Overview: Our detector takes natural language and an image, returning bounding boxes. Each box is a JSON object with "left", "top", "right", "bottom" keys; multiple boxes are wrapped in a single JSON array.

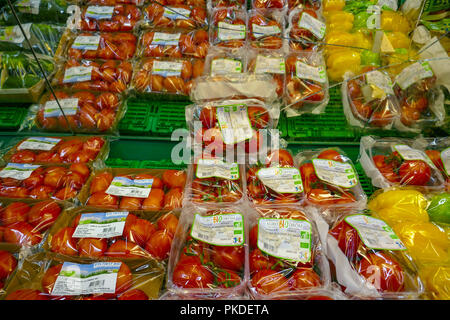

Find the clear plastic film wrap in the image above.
[
  {"left": 86, "top": 0, "right": 145, "bottom": 5},
  {"left": 210, "top": 7, "right": 247, "bottom": 49},
  {"left": 80, "top": 167, "right": 186, "bottom": 211},
  {"left": 166, "top": 204, "right": 248, "bottom": 299},
  {"left": 288, "top": 0, "right": 320, "bottom": 12},
  {"left": 44, "top": 207, "right": 179, "bottom": 261},
  {"left": 76, "top": 4, "right": 142, "bottom": 32},
  {"left": 285, "top": 6, "right": 325, "bottom": 52},
  {"left": 251, "top": 0, "right": 287, "bottom": 10},
  {"left": 202, "top": 46, "right": 246, "bottom": 77},
  {"left": 295, "top": 147, "right": 367, "bottom": 211},
  {"left": 0, "top": 163, "right": 91, "bottom": 202},
  {"left": 2, "top": 252, "right": 165, "bottom": 300},
  {"left": 0, "top": 244, "right": 19, "bottom": 296},
  {"left": 359, "top": 136, "right": 446, "bottom": 190},
  {"left": 207, "top": 0, "right": 246, "bottom": 10},
  {"left": 248, "top": 9, "right": 284, "bottom": 50},
  {"left": 247, "top": 205, "right": 331, "bottom": 299},
  {"left": 142, "top": 3, "right": 207, "bottom": 30},
  {"left": 342, "top": 66, "right": 401, "bottom": 130},
  {"left": 284, "top": 51, "right": 329, "bottom": 117}
]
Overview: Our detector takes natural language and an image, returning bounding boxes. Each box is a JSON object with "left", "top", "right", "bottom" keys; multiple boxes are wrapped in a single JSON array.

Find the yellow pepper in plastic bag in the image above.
[
  {"left": 323, "top": 0, "right": 345, "bottom": 12},
  {"left": 381, "top": 11, "right": 412, "bottom": 33},
  {"left": 326, "top": 49, "right": 361, "bottom": 81},
  {"left": 384, "top": 48, "right": 419, "bottom": 76},
  {"left": 353, "top": 30, "right": 373, "bottom": 50},
  {"left": 368, "top": 189, "right": 428, "bottom": 216},
  {"left": 324, "top": 11, "right": 354, "bottom": 32},
  {"left": 419, "top": 265, "right": 450, "bottom": 300},
  {"left": 385, "top": 31, "right": 411, "bottom": 49}
]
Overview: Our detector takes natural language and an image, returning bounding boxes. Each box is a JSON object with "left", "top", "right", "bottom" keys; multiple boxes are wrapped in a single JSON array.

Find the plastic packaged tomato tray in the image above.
[
  {"left": 44, "top": 206, "right": 179, "bottom": 262},
  {"left": 285, "top": 7, "right": 326, "bottom": 52},
  {"left": 210, "top": 7, "right": 248, "bottom": 49},
  {"left": 142, "top": 3, "right": 208, "bottom": 30},
  {"left": 248, "top": 9, "right": 284, "bottom": 50},
  {"left": 418, "top": 137, "right": 450, "bottom": 191},
  {"left": 0, "top": 244, "right": 20, "bottom": 297},
  {"left": 2, "top": 252, "right": 165, "bottom": 300},
  {"left": 203, "top": 47, "right": 247, "bottom": 77},
  {"left": 78, "top": 167, "right": 186, "bottom": 212}
]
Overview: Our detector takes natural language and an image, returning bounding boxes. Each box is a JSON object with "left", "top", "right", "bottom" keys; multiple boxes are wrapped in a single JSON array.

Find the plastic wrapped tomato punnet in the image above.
[
  {"left": 285, "top": 7, "right": 326, "bottom": 52},
  {"left": 0, "top": 199, "right": 67, "bottom": 248},
  {"left": 0, "top": 163, "right": 91, "bottom": 202},
  {"left": 210, "top": 7, "right": 248, "bottom": 49},
  {"left": 246, "top": 148, "right": 306, "bottom": 206},
  {"left": 165, "top": 205, "right": 248, "bottom": 299},
  {"left": 132, "top": 57, "right": 202, "bottom": 96},
  {"left": 295, "top": 147, "right": 367, "bottom": 212},
  {"left": 320, "top": 209, "right": 424, "bottom": 299},
  {"left": 247, "top": 205, "right": 331, "bottom": 299},
  {"left": 3, "top": 252, "right": 165, "bottom": 300},
  {"left": 143, "top": 3, "right": 207, "bottom": 30},
  {"left": 81, "top": 168, "right": 186, "bottom": 211},
  {"left": 0, "top": 136, "right": 109, "bottom": 167},
  {"left": 359, "top": 136, "right": 446, "bottom": 190},
  {"left": 284, "top": 51, "right": 329, "bottom": 117},
  {"left": 138, "top": 29, "right": 209, "bottom": 59},
  {"left": 287, "top": 0, "right": 320, "bottom": 12},
  {"left": 252, "top": 0, "right": 287, "bottom": 10},
  {"left": 44, "top": 206, "right": 179, "bottom": 261},
  {"left": 203, "top": 46, "right": 246, "bottom": 77},
  {"left": 392, "top": 62, "right": 446, "bottom": 133},
  {"left": 30, "top": 89, "right": 125, "bottom": 134},
  {"left": 86, "top": 0, "right": 145, "bottom": 7},
  {"left": 185, "top": 156, "right": 245, "bottom": 205},
  {"left": 248, "top": 9, "right": 285, "bottom": 50},
  {"left": 342, "top": 67, "right": 401, "bottom": 130},
  {"left": 206, "top": 0, "right": 246, "bottom": 10}
]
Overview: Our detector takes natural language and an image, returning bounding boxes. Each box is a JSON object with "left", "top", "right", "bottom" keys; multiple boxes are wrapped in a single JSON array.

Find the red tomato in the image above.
[
  {"left": 124, "top": 218, "right": 156, "bottom": 247},
  {"left": 249, "top": 224, "right": 258, "bottom": 249},
  {"left": 57, "top": 139, "right": 84, "bottom": 160},
  {"left": 50, "top": 227, "right": 78, "bottom": 255},
  {"left": 27, "top": 200, "right": 61, "bottom": 232},
  {"left": 212, "top": 246, "right": 244, "bottom": 272},
  {"left": 251, "top": 269, "right": 290, "bottom": 295},
  {"left": 216, "top": 269, "right": 241, "bottom": 288},
  {"left": 1, "top": 202, "right": 30, "bottom": 225},
  {"left": 163, "top": 188, "right": 183, "bottom": 210},
  {"left": 3, "top": 222, "right": 42, "bottom": 246},
  {"left": 266, "top": 149, "right": 294, "bottom": 167},
  {"left": 118, "top": 289, "right": 149, "bottom": 300},
  {"left": 90, "top": 172, "right": 114, "bottom": 194},
  {"left": 162, "top": 170, "right": 186, "bottom": 188},
  {"left": 317, "top": 149, "right": 344, "bottom": 162},
  {"left": 398, "top": 160, "right": 432, "bottom": 185},
  {"left": 119, "top": 197, "right": 142, "bottom": 210},
  {"left": 145, "top": 229, "right": 173, "bottom": 260},
  {"left": 77, "top": 238, "right": 108, "bottom": 257},
  {"left": 157, "top": 213, "right": 179, "bottom": 236},
  {"left": 106, "top": 239, "right": 148, "bottom": 258},
  {"left": 10, "top": 150, "right": 36, "bottom": 163},
  {"left": 248, "top": 106, "right": 270, "bottom": 129},
  {"left": 41, "top": 264, "right": 62, "bottom": 294},
  {"left": 29, "top": 185, "right": 55, "bottom": 200},
  {"left": 0, "top": 250, "right": 17, "bottom": 279},
  {"left": 199, "top": 107, "right": 217, "bottom": 128},
  {"left": 83, "top": 137, "right": 105, "bottom": 154},
  {"left": 329, "top": 220, "right": 361, "bottom": 261},
  {"left": 87, "top": 192, "right": 119, "bottom": 208},
  {"left": 22, "top": 172, "right": 44, "bottom": 189},
  {"left": 43, "top": 167, "right": 67, "bottom": 189},
  {"left": 6, "top": 289, "right": 49, "bottom": 300},
  {"left": 288, "top": 268, "right": 321, "bottom": 290},
  {"left": 70, "top": 163, "right": 91, "bottom": 180},
  {"left": 172, "top": 256, "right": 214, "bottom": 289},
  {"left": 249, "top": 249, "right": 278, "bottom": 272},
  {"left": 141, "top": 188, "right": 164, "bottom": 211}
]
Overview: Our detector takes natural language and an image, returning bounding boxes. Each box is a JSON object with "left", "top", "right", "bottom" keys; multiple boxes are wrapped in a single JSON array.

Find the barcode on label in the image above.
[
  {"left": 197, "top": 233, "right": 210, "bottom": 241},
  {"left": 89, "top": 280, "right": 105, "bottom": 288},
  {"left": 263, "top": 243, "right": 274, "bottom": 251},
  {"left": 102, "top": 227, "right": 115, "bottom": 234}
]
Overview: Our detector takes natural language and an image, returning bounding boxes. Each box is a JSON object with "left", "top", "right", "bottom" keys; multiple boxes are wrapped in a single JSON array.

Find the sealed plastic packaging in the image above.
[
  {"left": 0, "top": 244, "right": 19, "bottom": 295},
  {"left": 0, "top": 163, "right": 90, "bottom": 201},
  {"left": 86, "top": 0, "right": 145, "bottom": 5},
  {"left": 80, "top": 168, "right": 186, "bottom": 211},
  {"left": 45, "top": 207, "right": 179, "bottom": 261},
  {"left": 359, "top": 136, "right": 446, "bottom": 190},
  {"left": 252, "top": 0, "right": 287, "bottom": 9},
  {"left": 203, "top": 47, "right": 246, "bottom": 76},
  {"left": 210, "top": 7, "right": 247, "bottom": 48},
  {"left": 52, "top": 59, "right": 133, "bottom": 93},
  {"left": 143, "top": 3, "right": 207, "bottom": 29},
  {"left": 1, "top": 136, "right": 108, "bottom": 166},
  {"left": 296, "top": 147, "right": 367, "bottom": 210},
  {"left": 138, "top": 29, "right": 209, "bottom": 59},
  {"left": 66, "top": 32, "right": 137, "bottom": 60},
  {"left": 247, "top": 49, "right": 285, "bottom": 98},
  {"left": 132, "top": 57, "right": 203, "bottom": 96},
  {"left": 248, "top": 9, "right": 284, "bottom": 50},
  {"left": 207, "top": 0, "right": 246, "bottom": 9},
  {"left": 166, "top": 205, "right": 248, "bottom": 299},
  {"left": 288, "top": 0, "right": 320, "bottom": 11},
  {"left": 285, "top": 7, "right": 325, "bottom": 52},
  {"left": 342, "top": 66, "right": 401, "bottom": 130},
  {"left": 247, "top": 149, "right": 305, "bottom": 205},
  {"left": 420, "top": 137, "right": 450, "bottom": 191},
  {"left": 284, "top": 51, "right": 329, "bottom": 117},
  {"left": 3, "top": 252, "right": 165, "bottom": 300},
  {"left": 0, "top": 199, "right": 66, "bottom": 248},
  {"left": 247, "top": 206, "right": 330, "bottom": 299},
  {"left": 33, "top": 89, "right": 124, "bottom": 134},
  {"left": 77, "top": 4, "right": 142, "bottom": 32}
]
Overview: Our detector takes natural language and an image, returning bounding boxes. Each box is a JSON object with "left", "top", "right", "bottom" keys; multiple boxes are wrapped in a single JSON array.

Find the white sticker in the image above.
[
  {"left": 0, "top": 23, "right": 31, "bottom": 43},
  {"left": 72, "top": 212, "right": 129, "bottom": 239},
  {"left": 163, "top": 7, "right": 190, "bottom": 20},
  {"left": 0, "top": 163, "right": 40, "bottom": 180},
  {"left": 393, "top": 144, "right": 430, "bottom": 162},
  {"left": 51, "top": 262, "right": 121, "bottom": 296},
  {"left": 151, "top": 32, "right": 181, "bottom": 46},
  {"left": 63, "top": 66, "right": 93, "bottom": 84},
  {"left": 366, "top": 70, "right": 394, "bottom": 95},
  {"left": 105, "top": 176, "right": 153, "bottom": 198},
  {"left": 258, "top": 218, "right": 311, "bottom": 262},
  {"left": 312, "top": 158, "right": 358, "bottom": 188},
  {"left": 345, "top": 215, "right": 406, "bottom": 250},
  {"left": 395, "top": 62, "right": 434, "bottom": 90},
  {"left": 190, "top": 213, "right": 244, "bottom": 246},
  {"left": 216, "top": 104, "right": 253, "bottom": 145},
  {"left": 257, "top": 167, "right": 304, "bottom": 193},
  {"left": 17, "top": 0, "right": 41, "bottom": 15},
  {"left": 377, "top": 0, "right": 397, "bottom": 11},
  {"left": 44, "top": 98, "right": 79, "bottom": 117},
  {"left": 85, "top": 6, "right": 115, "bottom": 20},
  {"left": 18, "top": 137, "right": 62, "bottom": 151},
  {"left": 196, "top": 159, "right": 240, "bottom": 180},
  {"left": 298, "top": 12, "right": 326, "bottom": 40},
  {"left": 72, "top": 35, "right": 101, "bottom": 51},
  {"left": 295, "top": 61, "right": 327, "bottom": 83},
  {"left": 218, "top": 22, "right": 246, "bottom": 41},
  {"left": 252, "top": 24, "right": 281, "bottom": 38},
  {"left": 152, "top": 60, "right": 182, "bottom": 77},
  {"left": 254, "top": 55, "right": 285, "bottom": 75},
  {"left": 442, "top": 148, "right": 450, "bottom": 176},
  {"left": 210, "top": 58, "right": 242, "bottom": 76}
]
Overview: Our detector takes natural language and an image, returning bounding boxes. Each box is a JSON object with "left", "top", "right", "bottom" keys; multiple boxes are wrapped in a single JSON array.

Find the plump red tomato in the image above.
[
  {"left": 1, "top": 202, "right": 30, "bottom": 225},
  {"left": 249, "top": 249, "right": 278, "bottom": 272},
  {"left": 329, "top": 220, "right": 361, "bottom": 261},
  {"left": 163, "top": 188, "right": 183, "bottom": 210},
  {"left": 251, "top": 269, "right": 290, "bottom": 295},
  {"left": 248, "top": 106, "right": 270, "bottom": 129},
  {"left": 211, "top": 246, "right": 244, "bottom": 272},
  {"left": 119, "top": 197, "right": 142, "bottom": 210},
  {"left": 50, "top": 227, "right": 78, "bottom": 256},
  {"left": 124, "top": 218, "right": 156, "bottom": 247},
  {"left": 317, "top": 149, "right": 344, "bottom": 162},
  {"left": 141, "top": 188, "right": 164, "bottom": 211},
  {"left": 27, "top": 200, "right": 61, "bottom": 232},
  {"left": 162, "top": 170, "right": 187, "bottom": 188},
  {"left": 249, "top": 224, "right": 258, "bottom": 249},
  {"left": 3, "top": 222, "right": 42, "bottom": 246},
  {"left": 90, "top": 172, "right": 114, "bottom": 194},
  {"left": 41, "top": 264, "right": 62, "bottom": 294},
  {"left": 172, "top": 256, "right": 214, "bottom": 289},
  {"left": 0, "top": 250, "right": 17, "bottom": 279},
  {"left": 87, "top": 192, "right": 119, "bottom": 208},
  {"left": 398, "top": 160, "right": 431, "bottom": 185},
  {"left": 199, "top": 106, "right": 217, "bottom": 128},
  {"left": 288, "top": 268, "right": 321, "bottom": 290},
  {"left": 106, "top": 239, "right": 148, "bottom": 259},
  {"left": 10, "top": 150, "right": 36, "bottom": 163},
  {"left": 145, "top": 229, "right": 173, "bottom": 260},
  {"left": 77, "top": 238, "right": 108, "bottom": 258},
  {"left": 70, "top": 163, "right": 91, "bottom": 180},
  {"left": 157, "top": 213, "right": 179, "bottom": 236}
]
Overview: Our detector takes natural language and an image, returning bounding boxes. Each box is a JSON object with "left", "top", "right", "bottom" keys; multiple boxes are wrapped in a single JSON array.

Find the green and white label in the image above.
[
  {"left": 17, "top": 0, "right": 41, "bottom": 14},
  {"left": 105, "top": 176, "right": 153, "bottom": 198},
  {"left": 72, "top": 35, "right": 101, "bottom": 51},
  {"left": 366, "top": 70, "right": 394, "bottom": 95},
  {"left": 442, "top": 147, "right": 450, "bottom": 176},
  {"left": 345, "top": 215, "right": 406, "bottom": 250},
  {"left": 151, "top": 32, "right": 181, "bottom": 46},
  {"left": 255, "top": 55, "right": 285, "bottom": 75},
  {"left": 393, "top": 144, "right": 432, "bottom": 165},
  {"left": 216, "top": 104, "right": 253, "bottom": 145},
  {"left": 0, "top": 24, "right": 31, "bottom": 43},
  {"left": 152, "top": 60, "right": 182, "bottom": 77},
  {"left": 312, "top": 158, "right": 358, "bottom": 188},
  {"left": 163, "top": 7, "right": 190, "bottom": 20},
  {"left": 44, "top": 98, "right": 79, "bottom": 117},
  {"left": 196, "top": 158, "right": 239, "bottom": 180},
  {"left": 395, "top": 62, "right": 434, "bottom": 90},
  {"left": 218, "top": 22, "right": 246, "bottom": 41},
  {"left": 63, "top": 66, "right": 93, "bottom": 84},
  {"left": 298, "top": 12, "right": 326, "bottom": 40},
  {"left": 258, "top": 218, "right": 311, "bottom": 263},
  {"left": 295, "top": 61, "right": 327, "bottom": 83},
  {"left": 72, "top": 212, "right": 129, "bottom": 239},
  {"left": 211, "top": 58, "right": 242, "bottom": 76},
  {"left": 252, "top": 24, "right": 281, "bottom": 38},
  {"left": 85, "top": 6, "right": 115, "bottom": 20},
  {"left": 257, "top": 167, "right": 304, "bottom": 193},
  {"left": 190, "top": 213, "right": 244, "bottom": 246},
  {"left": 0, "top": 163, "right": 40, "bottom": 180},
  {"left": 18, "top": 137, "right": 61, "bottom": 151}
]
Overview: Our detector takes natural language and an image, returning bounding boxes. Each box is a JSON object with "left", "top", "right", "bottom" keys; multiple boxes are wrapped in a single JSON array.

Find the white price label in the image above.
[
  {"left": 252, "top": 24, "right": 281, "bottom": 38},
  {"left": 152, "top": 60, "right": 182, "bottom": 77},
  {"left": 151, "top": 32, "right": 181, "bottom": 46},
  {"left": 105, "top": 177, "right": 153, "bottom": 198},
  {"left": 210, "top": 58, "right": 242, "bottom": 76},
  {"left": 18, "top": 137, "right": 61, "bottom": 151},
  {"left": 163, "top": 7, "right": 191, "bottom": 20},
  {"left": 63, "top": 66, "right": 93, "bottom": 84},
  {"left": 218, "top": 22, "right": 246, "bottom": 41},
  {"left": 393, "top": 144, "right": 430, "bottom": 162},
  {"left": 196, "top": 159, "right": 239, "bottom": 180},
  {"left": 44, "top": 98, "right": 79, "bottom": 117},
  {"left": 190, "top": 213, "right": 244, "bottom": 246},
  {"left": 295, "top": 61, "right": 327, "bottom": 83},
  {"left": 395, "top": 62, "right": 434, "bottom": 90},
  {"left": 442, "top": 148, "right": 450, "bottom": 176},
  {"left": 0, "top": 163, "right": 40, "bottom": 180},
  {"left": 72, "top": 35, "right": 101, "bottom": 51},
  {"left": 85, "top": 6, "right": 115, "bottom": 20},
  {"left": 254, "top": 55, "right": 285, "bottom": 75},
  {"left": 312, "top": 158, "right": 358, "bottom": 188},
  {"left": 72, "top": 212, "right": 129, "bottom": 239},
  {"left": 0, "top": 24, "right": 31, "bottom": 43},
  {"left": 216, "top": 104, "right": 253, "bottom": 145},
  {"left": 17, "top": 0, "right": 41, "bottom": 14},
  {"left": 298, "top": 12, "right": 326, "bottom": 40},
  {"left": 257, "top": 167, "right": 304, "bottom": 193}
]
